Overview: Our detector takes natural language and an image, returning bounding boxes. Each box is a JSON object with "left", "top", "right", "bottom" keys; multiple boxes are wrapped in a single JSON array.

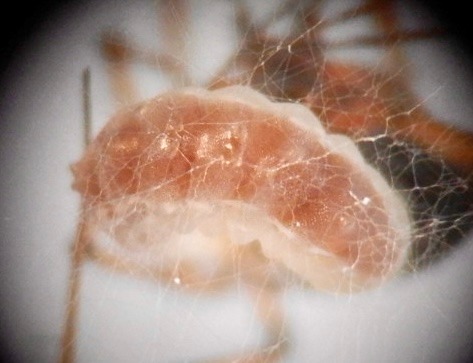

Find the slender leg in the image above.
[
  {"left": 59, "top": 68, "right": 93, "bottom": 363},
  {"left": 202, "top": 242, "right": 288, "bottom": 363},
  {"left": 59, "top": 216, "right": 89, "bottom": 363},
  {"left": 204, "top": 285, "right": 287, "bottom": 363},
  {"left": 101, "top": 31, "right": 139, "bottom": 105},
  {"left": 157, "top": 0, "right": 191, "bottom": 85},
  {"left": 244, "top": 285, "right": 288, "bottom": 363},
  {"left": 100, "top": 0, "right": 192, "bottom": 105}
]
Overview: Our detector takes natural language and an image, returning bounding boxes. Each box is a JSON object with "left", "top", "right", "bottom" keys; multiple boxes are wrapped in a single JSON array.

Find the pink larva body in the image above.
[{"left": 72, "top": 86, "right": 411, "bottom": 292}]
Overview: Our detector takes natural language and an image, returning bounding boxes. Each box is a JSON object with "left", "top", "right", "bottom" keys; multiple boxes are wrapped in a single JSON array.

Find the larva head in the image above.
[{"left": 71, "top": 86, "right": 411, "bottom": 293}]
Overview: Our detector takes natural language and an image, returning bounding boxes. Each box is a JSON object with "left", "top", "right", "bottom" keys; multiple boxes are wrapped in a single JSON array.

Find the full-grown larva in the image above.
[{"left": 71, "top": 85, "right": 411, "bottom": 293}]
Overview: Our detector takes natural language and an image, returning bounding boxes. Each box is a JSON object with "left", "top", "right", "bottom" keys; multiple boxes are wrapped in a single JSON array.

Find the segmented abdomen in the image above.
[{"left": 72, "top": 86, "right": 410, "bottom": 289}]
